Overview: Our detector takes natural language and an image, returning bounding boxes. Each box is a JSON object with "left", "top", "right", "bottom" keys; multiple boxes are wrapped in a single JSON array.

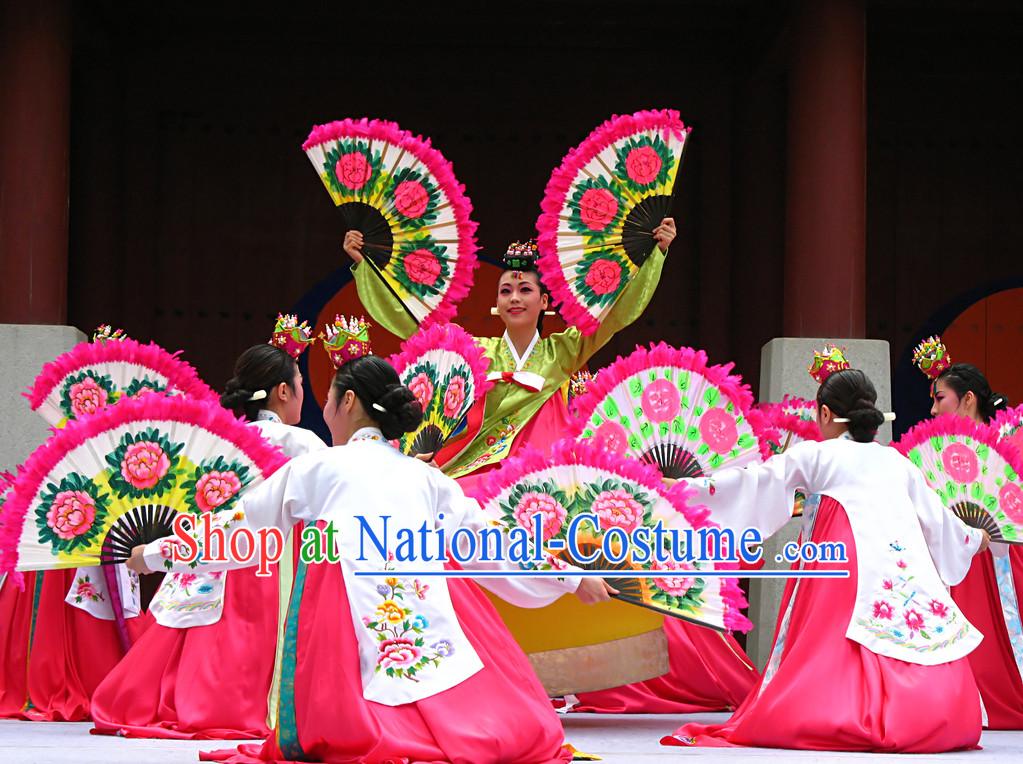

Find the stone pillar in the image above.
[
  {"left": 784, "top": 0, "right": 866, "bottom": 338},
  {"left": 0, "top": 0, "right": 72, "bottom": 325}
]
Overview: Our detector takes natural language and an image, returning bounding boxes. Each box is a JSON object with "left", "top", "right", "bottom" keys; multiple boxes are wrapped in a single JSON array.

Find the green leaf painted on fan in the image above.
[
  {"left": 697, "top": 444, "right": 710, "bottom": 456},
  {"left": 725, "top": 401, "right": 735, "bottom": 414},
  {"left": 640, "top": 422, "right": 653, "bottom": 439},
  {"left": 678, "top": 371, "right": 690, "bottom": 391},
  {"left": 620, "top": 416, "right": 632, "bottom": 428},
  {"left": 971, "top": 483, "right": 984, "bottom": 501},
  {"left": 737, "top": 433, "right": 755, "bottom": 449},
  {"left": 1008, "top": 465, "right": 1020, "bottom": 482},
  {"left": 671, "top": 416, "right": 685, "bottom": 434},
  {"left": 629, "top": 434, "right": 641, "bottom": 450},
  {"left": 659, "top": 421, "right": 670, "bottom": 437},
  {"left": 603, "top": 398, "right": 619, "bottom": 418},
  {"left": 709, "top": 454, "right": 724, "bottom": 469},
  {"left": 977, "top": 444, "right": 990, "bottom": 460},
  {"left": 628, "top": 377, "right": 643, "bottom": 397},
  {"left": 687, "top": 426, "right": 700, "bottom": 441},
  {"left": 694, "top": 406, "right": 704, "bottom": 417},
  {"left": 983, "top": 494, "right": 997, "bottom": 512},
  {"left": 704, "top": 387, "right": 720, "bottom": 408},
  {"left": 583, "top": 428, "right": 594, "bottom": 438},
  {"left": 930, "top": 436, "right": 944, "bottom": 450},
  {"left": 908, "top": 450, "right": 923, "bottom": 469}
]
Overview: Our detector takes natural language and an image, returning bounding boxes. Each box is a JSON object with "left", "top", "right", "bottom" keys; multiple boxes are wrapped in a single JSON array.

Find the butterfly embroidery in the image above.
[
  {"left": 413, "top": 579, "right": 429, "bottom": 600},
  {"left": 889, "top": 542, "right": 905, "bottom": 552}
]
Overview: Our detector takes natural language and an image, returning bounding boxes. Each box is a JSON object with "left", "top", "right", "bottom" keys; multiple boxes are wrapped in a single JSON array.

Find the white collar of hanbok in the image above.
[
  {"left": 502, "top": 330, "right": 540, "bottom": 371},
  {"left": 256, "top": 409, "right": 282, "bottom": 424},
  {"left": 350, "top": 426, "right": 385, "bottom": 443}
]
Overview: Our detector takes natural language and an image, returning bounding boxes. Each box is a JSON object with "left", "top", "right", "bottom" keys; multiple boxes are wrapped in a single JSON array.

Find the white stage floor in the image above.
[{"left": 1, "top": 714, "right": 1021, "bottom": 762}]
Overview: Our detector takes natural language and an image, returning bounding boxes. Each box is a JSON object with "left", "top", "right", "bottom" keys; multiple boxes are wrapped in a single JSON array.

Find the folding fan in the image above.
[
  {"left": 26, "top": 337, "right": 219, "bottom": 428},
  {"left": 470, "top": 438, "right": 750, "bottom": 631},
  {"left": 571, "top": 343, "right": 773, "bottom": 479},
  {"left": 757, "top": 395, "right": 821, "bottom": 454},
  {"left": 895, "top": 414, "right": 1023, "bottom": 543},
  {"left": 389, "top": 322, "right": 491, "bottom": 456},
  {"left": 0, "top": 395, "right": 288, "bottom": 577},
  {"left": 536, "top": 109, "right": 690, "bottom": 334},
  {"left": 995, "top": 404, "right": 1023, "bottom": 461},
  {"left": 303, "top": 118, "right": 479, "bottom": 325}
]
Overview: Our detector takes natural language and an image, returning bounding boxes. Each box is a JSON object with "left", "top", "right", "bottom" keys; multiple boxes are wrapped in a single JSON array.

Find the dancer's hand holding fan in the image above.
[
  {"left": 571, "top": 343, "right": 774, "bottom": 480},
  {"left": 0, "top": 395, "right": 288, "bottom": 581},
  {"left": 895, "top": 414, "right": 1023, "bottom": 544},
  {"left": 388, "top": 322, "right": 492, "bottom": 457},
  {"left": 304, "top": 118, "right": 478, "bottom": 325},
  {"left": 536, "top": 109, "right": 690, "bottom": 334}
]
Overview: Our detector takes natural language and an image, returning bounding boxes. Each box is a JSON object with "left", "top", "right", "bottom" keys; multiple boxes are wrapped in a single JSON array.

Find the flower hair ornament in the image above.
[
  {"left": 913, "top": 335, "right": 953, "bottom": 382},
  {"left": 269, "top": 313, "right": 317, "bottom": 360},
  {"left": 92, "top": 324, "right": 128, "bottom": 343},
  {"left": 491, "top": 239, "right": 556, "bottom": 317},
  {"left": 807, "top": 344, "right": 851, "bottom": 385},
  {"left": 321, "top": 315, "right": 372, "bottom": 370}
]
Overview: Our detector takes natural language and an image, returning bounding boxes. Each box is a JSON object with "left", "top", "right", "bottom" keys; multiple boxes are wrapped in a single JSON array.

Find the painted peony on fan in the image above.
[
  {"left": 471, "top": 438, "right": 749, "bottom": 630},
  {"left": 572, "top": 343, "right": 773, "bottom": 479},
  {"left": 25, "top": 335, "right": 219, "bottom": 428},
  {"left": 0, "top": 395, "right": 288, "bottom": 577},
  {"left": 895, "top": 415, "right": 1023, "bottom": 544},
  {"left": 388, "top": 322, "right": 491, "bottom": 456},
  {"left": 536, "top": 109, "right": 690, "bottom": 334},
  {"left": 303, "top": 118, "right": 479, "bottom": 326}
]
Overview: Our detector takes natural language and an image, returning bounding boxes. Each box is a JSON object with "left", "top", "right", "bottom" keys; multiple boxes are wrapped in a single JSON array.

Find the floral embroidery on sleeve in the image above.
[
  {"left": 72, "top": 574, "right": 105, "bottom": 604},
  {"left": 362, "top": 568, "right": 450, "bottom": 682}
]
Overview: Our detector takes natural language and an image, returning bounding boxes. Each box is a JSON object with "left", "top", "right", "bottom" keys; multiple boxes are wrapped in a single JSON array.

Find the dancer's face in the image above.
[
  {"left": 496, "top": 271, "right": 548, "bottom": 331},
  {"left": 930, "top": 379, "right": 980, "bottom": 422}
]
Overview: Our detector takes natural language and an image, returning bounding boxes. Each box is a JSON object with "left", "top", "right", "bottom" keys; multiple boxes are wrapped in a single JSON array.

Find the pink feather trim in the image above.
[
  {"left": 387, "top": 322, "right": 493, "bottom": 401},
  {"left": 302, "top": 117, "right": 479, "bottom": 326},
  {"left": 994, "top": 403, "right": 1023, "bottom": 437},
  {"left": 25, "top": 338, "right": 218, "bottom": 411},
  {"left": 571, "top": 342, "right": 774, "bottom": 461},
  {"left": 535, "top": 109, "right": 689, "bottom": 335},
  {"left": 756, "top": 403, "right": 821, "bottom": 447},
  {"left": 893, "top": 414, "right": 1023, "bottom": 479},
  {"left": 0, "top": 394, "right": 288, "bottom": 575}
]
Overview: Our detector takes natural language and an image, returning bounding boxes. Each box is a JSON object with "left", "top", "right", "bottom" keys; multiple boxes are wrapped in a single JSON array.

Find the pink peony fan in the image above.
[
  {"left": 471, "top": 438, "right": 750, "bottom": 631},
  {"left": 536, "top": 109, "right": 690, "bottom": 334},
  {"left": 757, "top": 395, "right": 821, "bottom": 454},
  {"left": 995, "top": 404, "right": 1023, "bottom": 461},
  {"left": 895, "top": 415, "right": 1023, "bottom": 544},
  {"left": 26, "top": 336, "right": 219, "bottom": 428},
  {"left": 388, "top": 322, "right": 492, "bottom": 456},
  {"left": 572, "top": 343, "right": 774, "bottom": 480},
  {"left": 303, "top": 118, "right": 479, "bottom": 326},
  {"left": 0, "top": 395, "right": 288, "bottom": 579}
]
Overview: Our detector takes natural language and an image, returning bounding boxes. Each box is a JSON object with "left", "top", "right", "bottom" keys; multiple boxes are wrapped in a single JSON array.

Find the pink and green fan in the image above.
[
  {"left": 25, "top": 333, "right": 218, "bottom": 428},
  {"left": 995, "top": 404, "right": 1023, "bottom": 461},
  {"left": 388, "top": 322, "right": 492, "bottom": 456},
  {"left": 303, "top": 118, "right": 479, "bottom": 326},
  {"left": 536, "top": 109, "right": 690, "bottom": 334},
  {"left": 0, "top": 395, "right": 288, "bottom": 578},
  {"left": 757, "top": 395, "right": 821, "bottom": 454},
  {"left": 895, "top": 414, "right": 1023, "bottom": 544},
  {"left": 470, "top": 438, "right": 750, "bottom": 631},
  {"left": 571, "top": 343, "right": 773, "bottom": 479}
]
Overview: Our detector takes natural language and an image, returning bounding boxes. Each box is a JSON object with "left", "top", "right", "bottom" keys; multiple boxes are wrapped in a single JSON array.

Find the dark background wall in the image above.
[{"left": 65, "top": 1, "right": 1023, "bottom": 430}]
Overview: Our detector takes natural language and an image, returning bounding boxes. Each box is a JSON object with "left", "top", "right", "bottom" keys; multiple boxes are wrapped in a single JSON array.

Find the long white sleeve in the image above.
[
  {"left": 687, "top": 440, "right": 821, "bottom": 540},
  {"left": 906, "top": 462, "right": 984, "bottom": 586},
  {"left": 142, "top": 459, "right": 302, "bottom": 574},
  {"left": 433, "top": 474, "right": 581, "bottom": 608}
]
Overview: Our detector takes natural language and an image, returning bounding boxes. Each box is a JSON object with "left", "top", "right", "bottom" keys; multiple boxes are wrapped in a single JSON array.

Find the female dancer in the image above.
[
  {"left": 91, "top": 339, "right": 326, "bottom": 739},
  {"left": 128, "top": 353, "right": 610, "bottom": 764},
  {"left": 665, "top": 369, "right": 989, "bottom": 752},
  {"left": 929, "top": 362, "right": 1020, "bottom": 728}
]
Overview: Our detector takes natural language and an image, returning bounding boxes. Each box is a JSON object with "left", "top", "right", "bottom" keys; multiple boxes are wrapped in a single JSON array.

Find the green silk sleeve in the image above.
[
  {"left": 352, "top": 263, "right": 419, "bottom": 340},
  {"left": 547, "top": 246, "right": 666, "bottom": 375}
]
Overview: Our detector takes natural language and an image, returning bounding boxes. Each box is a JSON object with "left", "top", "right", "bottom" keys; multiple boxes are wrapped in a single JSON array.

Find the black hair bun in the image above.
[
  {"left": 846, "top": 398, "right": 885, "bottom": 443},
  {"left": 374, "top": 384, "right": 424, "bottom": 440},
  {"left": 220, "top": 379, "right": 254, "bottom": 411}
]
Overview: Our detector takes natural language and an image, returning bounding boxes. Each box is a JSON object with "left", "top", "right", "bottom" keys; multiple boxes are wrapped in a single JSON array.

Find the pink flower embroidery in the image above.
[
  {"left": 896, "top": 559, "right": 907, "bottom": 569},
  {"left": 513, "top": 492, "right": 568, "bottom": 541},
  {"left": 194, "top": 470, "right": 243, "bottom": 512},
  {"left": 407, "top": 373, "right": 434, "bottom": 412},
  {"left": 578, "top": 187, "right": 619, "bottom": 231},
  {"left": 584, "top": 258, "right": 623, "bottom": 296},
  {"left": 121, "top": 441, "right": 171, "bottom": 490},
  {"left": 46, "top": 490, "right": 97, "bottom": 540},
  {"left": 904, "top": 609, "right": 925, "bottom": 633},
  {"left": 872, "top": 600, "right": 894, "bottom": 620},
  {"left": 393, "top": 179, "right": 429, "bottom": 219},
  {"left": 592, "top": 488, "right": 645, "bottom": 532},
  {"left": 159, "top": 539, "right": 177, "bottom": 559},
  {"left": 75, "top": 578, "right": 102, "bottom": 602},
  {"left": 882, "top": 579, "right": 894, "bottom": 590},
  {"left": 403, "top": 249, "right": 442, "bottom": 286},
  {"left": 176, "top": 573, "right": 198, "bottom": 591},
  {"left": 68, "top": 377, "right": 108, "bottom": 418},
  {"left": 377, "top": 637, "right": 421, "bottom": 669},
  {"left": 625, "top": 145, "right": 662, "bottom": 185},
  {"left": 653, "top": 559, "right": 696, "bottom": 597},
  {"left": 929, "top": 599, "right": 949, "bottom": 618},
  {"left": 335, "top": 151, "right": 372, "bottom": 190},
  {"left": 442, "top": 375, "right": 467, "bottom": 419}
]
